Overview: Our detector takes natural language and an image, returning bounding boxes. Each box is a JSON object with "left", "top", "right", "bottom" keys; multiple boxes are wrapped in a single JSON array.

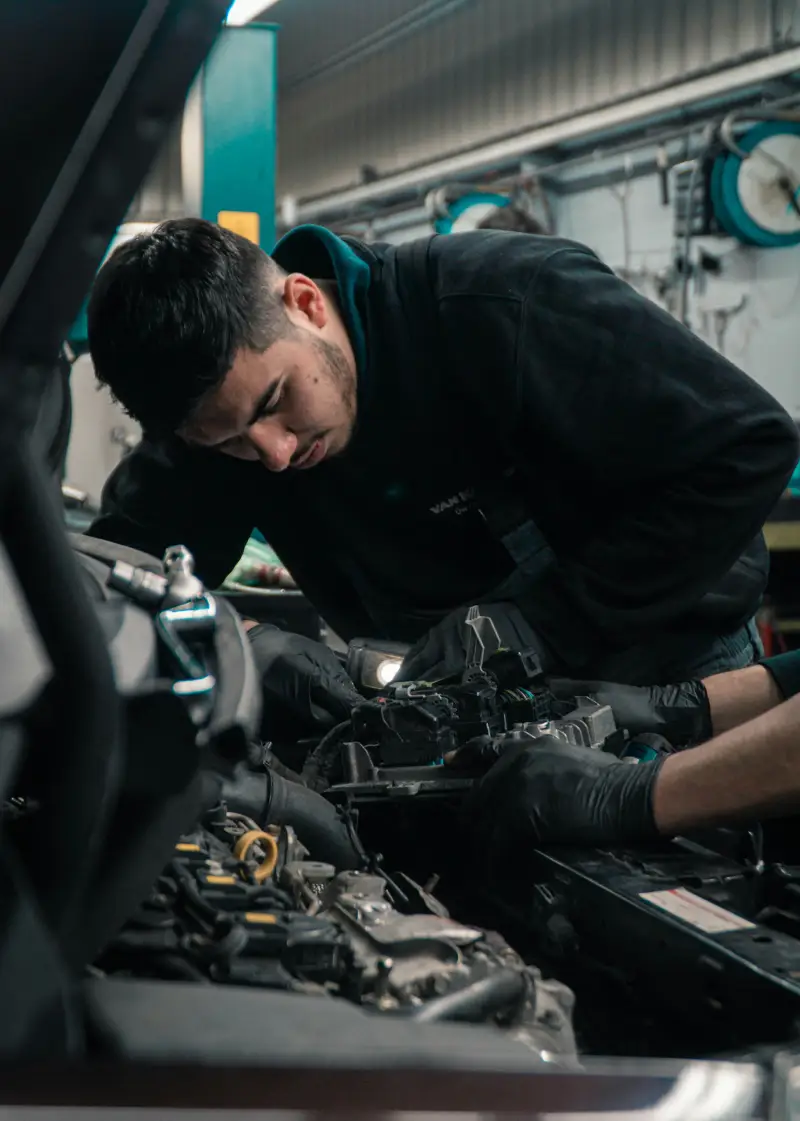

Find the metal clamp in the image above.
[
  {"left": 155, "top": 595, "right": 218, "bottom": 697},
  {"left": 462, "top": 605, "right": 502, "bottom": 682}
]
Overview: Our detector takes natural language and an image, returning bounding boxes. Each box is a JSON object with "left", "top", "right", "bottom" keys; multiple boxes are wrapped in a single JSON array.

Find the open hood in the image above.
[
  {"left": 0, "top": 0, "right": 230, "bottom": 1060},
  {"left": 0, "top": 0, "right": 228, "bottom": 391}
]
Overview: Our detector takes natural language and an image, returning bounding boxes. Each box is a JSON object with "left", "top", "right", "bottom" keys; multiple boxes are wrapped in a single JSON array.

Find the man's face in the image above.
[{"left": 179, "top": 276, "right": 357, "bottom": 471}]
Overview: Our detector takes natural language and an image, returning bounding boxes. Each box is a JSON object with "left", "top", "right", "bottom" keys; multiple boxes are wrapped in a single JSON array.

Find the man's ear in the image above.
[{"left": 283, "top": 273, "right": 327, "bottom": 329}]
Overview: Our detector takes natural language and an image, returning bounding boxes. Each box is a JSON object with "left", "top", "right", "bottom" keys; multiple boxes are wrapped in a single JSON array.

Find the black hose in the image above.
[
  {"left": 301, "top": 720, "right": 351, "bottom": 791},
  {"left": 409, "top": 969, "right": 525, "bottom": 1024},
  {"left": 221, "top": 765, "right": 361, "bottom": 870},
  {"left": 265, "top": 769, "right": 362, "bottom": 870}
]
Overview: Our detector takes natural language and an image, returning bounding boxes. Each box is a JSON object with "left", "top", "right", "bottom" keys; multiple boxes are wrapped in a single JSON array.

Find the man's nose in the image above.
[{"left": 247, "top": 422, "right": 297, "bottom": 472}]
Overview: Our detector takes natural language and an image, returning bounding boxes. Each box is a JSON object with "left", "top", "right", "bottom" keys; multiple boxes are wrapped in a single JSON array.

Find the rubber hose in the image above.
[
  {"left": 221, "top": 765, "right": 361, "bottom": 870},
  {"left": 409, "top": 969, "right": 525, "bottom": 1024}
]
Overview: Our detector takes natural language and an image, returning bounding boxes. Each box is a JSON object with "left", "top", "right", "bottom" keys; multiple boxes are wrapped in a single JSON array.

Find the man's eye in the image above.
[{"left": 259, "top": 386, "right": 284, "bottom": 419}]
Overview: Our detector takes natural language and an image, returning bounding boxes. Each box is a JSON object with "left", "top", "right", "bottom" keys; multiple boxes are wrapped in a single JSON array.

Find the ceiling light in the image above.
[{"left": 225, "top": 0, "right": 280, "bottom": 27}]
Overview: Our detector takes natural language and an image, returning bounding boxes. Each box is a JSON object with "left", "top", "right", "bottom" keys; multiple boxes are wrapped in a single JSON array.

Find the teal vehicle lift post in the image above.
[
  {"left": 68, "top": 22, "right": 278, "bottom": 350},
  {"left": 200, "top": 22, "right": 278, "bottom": 251}
]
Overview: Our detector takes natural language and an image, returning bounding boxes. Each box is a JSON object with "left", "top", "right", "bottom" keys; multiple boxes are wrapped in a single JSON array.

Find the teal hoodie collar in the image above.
[{"left": 272, "top": 224, "right": 370, "bottom": 377}]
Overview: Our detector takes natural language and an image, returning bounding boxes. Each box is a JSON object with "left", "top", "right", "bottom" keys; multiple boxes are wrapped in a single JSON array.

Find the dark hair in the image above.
[
  {"left": 477, "top": 205, "right": 547, "bottom": 235},
  {"left": 87, "top": 217, "right": 288, "bottom": 437}
]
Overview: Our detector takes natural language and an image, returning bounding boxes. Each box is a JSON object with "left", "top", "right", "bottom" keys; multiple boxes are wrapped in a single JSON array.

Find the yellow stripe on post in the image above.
[{"left": 217, "top": 210, "right": 261, "bottom": 244}]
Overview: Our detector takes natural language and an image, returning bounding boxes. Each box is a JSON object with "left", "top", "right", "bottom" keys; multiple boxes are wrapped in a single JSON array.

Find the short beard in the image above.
[{"left": 311, "top": 335, "right": 357, "bottom": 431}]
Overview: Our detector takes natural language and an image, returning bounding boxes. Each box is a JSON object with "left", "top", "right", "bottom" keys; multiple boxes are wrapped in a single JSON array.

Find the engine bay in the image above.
[
  {"left": 81, "top": 587, "right": 800, "bottom": 1066},
  {"left": 3, "top": 514, "right": 800, "bottom": 1116}
]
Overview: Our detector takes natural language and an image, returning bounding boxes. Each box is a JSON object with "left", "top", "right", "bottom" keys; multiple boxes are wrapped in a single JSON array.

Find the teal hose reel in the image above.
[
  {"left": 711, "top": 121, "right": 800, "bottom": 248},
  {"left": 433, "top": 192, "right": 510, "bottom": 234}
]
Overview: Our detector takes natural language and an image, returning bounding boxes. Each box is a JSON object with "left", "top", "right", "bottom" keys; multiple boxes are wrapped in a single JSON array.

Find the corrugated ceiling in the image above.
[
  {"left": 266, "top": 0, "right": 434, "bottom": 88},
  {"left": 275, "top": 0, "right": 794, "bottom": 200},
  {"left": 135, "top": 0, "right": 800, "bottom": 216}
]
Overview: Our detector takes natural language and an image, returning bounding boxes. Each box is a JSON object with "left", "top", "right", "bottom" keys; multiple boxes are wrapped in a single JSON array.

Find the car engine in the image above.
[{"left": 96, "top": 797, "right": 578, "bottom": 1063}]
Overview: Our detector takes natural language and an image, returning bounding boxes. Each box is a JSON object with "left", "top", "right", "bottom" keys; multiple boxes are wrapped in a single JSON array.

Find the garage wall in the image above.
[
  {"left": 66, "top": 356, "right": 141, "bottom": 504},
  {"left": 278, "top": 0, "right": 799, "bottom": 200},
  {"left": 556, "top": 176, "right": 800, "bottom": 418}
]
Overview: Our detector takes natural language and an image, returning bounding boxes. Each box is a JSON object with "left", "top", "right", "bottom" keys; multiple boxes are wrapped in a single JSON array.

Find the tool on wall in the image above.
[
  {"left": 668, "top": 106, "right": 800, "bottom": 329},
  {"left": 608, "top": 156, "right": 634, "bottom": 275},
  {"left": 426, "top": 185, "right": 513, "bottom": 233},
  {"left": 425, "top": 176, "right": 553, "bottom": 235},
  {"left": 712, "top": 110, "right": 800, "bottom": 248}
]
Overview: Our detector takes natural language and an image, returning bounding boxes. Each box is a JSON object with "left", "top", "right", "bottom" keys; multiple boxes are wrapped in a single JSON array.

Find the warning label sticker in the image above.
[{"left": 639, "top": 888, "right": 756, "bottom": 934}]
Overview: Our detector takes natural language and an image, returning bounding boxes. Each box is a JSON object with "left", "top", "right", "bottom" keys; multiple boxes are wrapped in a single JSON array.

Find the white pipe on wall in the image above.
[{"left": 295, "top": 46, "right": 800, "bottom": 222}]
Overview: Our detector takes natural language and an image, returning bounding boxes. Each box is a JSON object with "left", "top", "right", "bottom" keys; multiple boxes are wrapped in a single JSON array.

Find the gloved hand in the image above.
[
  {"left": 549, "top": 678, "right": 711, "bottom": 747},
  {"left": 398, "top": 601, "right": 549, "bottom": 683},
  {"left": 461, "top": 734, "right": 666, "bottom": 850},
  {"left": 247, "top": 624, "right": 362, "bottom": 742}
]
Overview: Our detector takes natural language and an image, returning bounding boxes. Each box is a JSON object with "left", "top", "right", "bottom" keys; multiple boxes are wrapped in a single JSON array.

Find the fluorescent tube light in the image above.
[{"left": 226, "top": 0, "right": 280, "bottom": 27}]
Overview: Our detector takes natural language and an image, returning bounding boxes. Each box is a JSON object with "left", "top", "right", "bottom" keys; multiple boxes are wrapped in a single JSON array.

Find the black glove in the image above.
[
  {"left": 398, "top": 601, "right": 549, "bottom": 683},
  {"left": 549, "top": 678, "right": 711, "bottom": 747},
  {"left": 761, "top": 650, "right": 800, "bottom": 701},
  {"left": 462, "top": 734, "right": 665, "bottom": 850},
  {"left": 247, "top": 624, "right": 362, "bottom": 742}
]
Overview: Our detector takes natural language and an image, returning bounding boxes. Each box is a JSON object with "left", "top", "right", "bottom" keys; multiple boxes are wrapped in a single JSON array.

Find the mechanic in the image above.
[
  {"left": 85, "top": 217, "right": 798, "bottom": 739},
  {"left": 461, "top": 648, "right": 800, "bottom": 853}
]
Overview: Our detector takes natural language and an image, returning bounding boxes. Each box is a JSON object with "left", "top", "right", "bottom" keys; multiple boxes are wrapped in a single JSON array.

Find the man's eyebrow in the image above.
[{"left": 247, "top": 379, "right": 282, "bottom": 427}]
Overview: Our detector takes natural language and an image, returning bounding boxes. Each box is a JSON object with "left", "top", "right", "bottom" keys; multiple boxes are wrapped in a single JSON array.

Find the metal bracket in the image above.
[{"left": 462, "top": 605, "right": 502, "bottom": 682}]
